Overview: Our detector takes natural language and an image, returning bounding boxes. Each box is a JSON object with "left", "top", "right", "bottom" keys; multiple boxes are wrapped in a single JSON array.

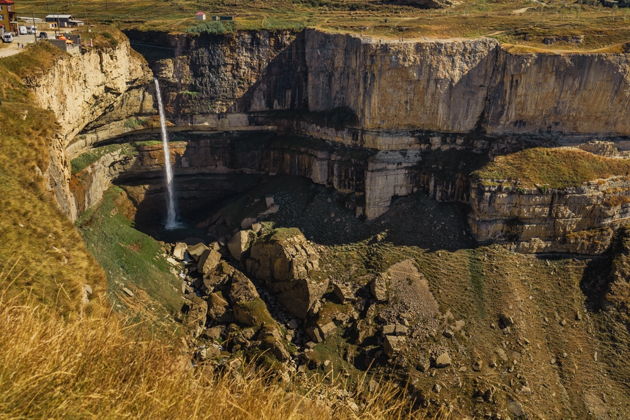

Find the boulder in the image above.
[
  {"left": 188, "top": 243, "right": 209, "bottom": 261},
  {"left": 203, "top": 325, "right": 224, "bottom": 340},
  {"left": 258, "top": 326, "right": 291, "bottom": 361},
  {"left": 228, "top": 269, "right": 260, "bottom": 304},
  {"left": 498, "top": 313, "right": 514, "bottom": 329},
  {"left": 318, "top": 321, "right": 337, "bottom": 339},
  {"left": 207, "top": 292, "right": 229, "bottom": 322},
  {"left": 198, "top": 249, "right": 222, "bottom": 275},
  {"left": 332, "top": 281, "right": 356, "bottom": 303},
  {"left": 383, "top": 323, "right": 408, "bottom": 336},
  {"left": 228, "top": 230, "right": 253, "bottom": 261},
  {"left": 173, "top": 242, "right": 187, "bottom": 260},
  {"left": 384, "top": 335, "right": 406, "bottom": 357},
  {"left": 183, "top": 295, "right": 208, "bottom": 338},
  {"left": 246, "top": 228, "right": 326, "bottom": 318},
  {"left": 433, "top": 352, "right": 452, "bottom": 368},
  {"left": 370, "top": 274, "right": 389, "bottom": 302}
]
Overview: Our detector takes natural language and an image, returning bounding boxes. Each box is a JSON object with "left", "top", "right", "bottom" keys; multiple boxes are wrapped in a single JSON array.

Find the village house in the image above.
[
  {"left": 45, "top": 14, "right": 84, "bottom": 28},
  {"left": 0, "top": 0, "right": 17, "bottom": 33}
]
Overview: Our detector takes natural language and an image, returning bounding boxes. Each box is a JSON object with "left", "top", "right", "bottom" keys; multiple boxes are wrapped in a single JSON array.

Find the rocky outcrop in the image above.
[
  {"left": 70, "top": 145, "right": 138, "bottom": 214},
  {"left": 246, "top": 228, "right": 325, "bottom": 318},
  {"left": 469, "top": 176, "right": 630, "bottom": 254},
  {"left": 26, "top": 35, "right": 152, "bottom": 220}
]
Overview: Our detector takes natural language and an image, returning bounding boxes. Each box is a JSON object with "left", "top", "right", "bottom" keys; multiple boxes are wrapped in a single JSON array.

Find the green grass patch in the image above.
[
  {"left": 70, "top": 143, "right": 136, "bottom": 174},
  {"left": 77, "top": 187, "right": 183, "bottom": 320},
  {"left": 473, "top": 147, "right": 630, "bottom": 189}
]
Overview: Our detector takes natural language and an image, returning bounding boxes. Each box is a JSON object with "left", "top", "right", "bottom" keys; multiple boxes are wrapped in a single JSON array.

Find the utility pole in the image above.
[{"left": 32, "top": 15, "right": 36, "bottom": 43}]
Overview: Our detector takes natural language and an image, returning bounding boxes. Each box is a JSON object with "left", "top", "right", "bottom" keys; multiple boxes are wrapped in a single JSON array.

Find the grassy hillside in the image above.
[
  {"left": 0, "top": 42, "right": 107, "bottom": 315},
  {"left": 15, "top": 0, "right": 630, "bottom": 50},
  {"left": 473, "top": 147, "right": 630, "bottom": 188},
  {"left": 77, "top": 187, "right": 184, "bottom": 329}
]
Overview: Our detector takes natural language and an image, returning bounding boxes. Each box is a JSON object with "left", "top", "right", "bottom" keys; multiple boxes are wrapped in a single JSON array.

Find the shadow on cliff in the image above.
[{"left": 119, "top": 173, "right": 475, "bottom": 251}]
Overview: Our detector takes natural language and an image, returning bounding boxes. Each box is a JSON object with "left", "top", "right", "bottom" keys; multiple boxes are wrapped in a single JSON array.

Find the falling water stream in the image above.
[{"left": 154, "top": 78, "right": 180, "bottom": 230}]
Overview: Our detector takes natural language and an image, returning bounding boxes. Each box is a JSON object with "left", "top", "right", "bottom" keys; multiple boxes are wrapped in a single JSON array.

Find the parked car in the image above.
[
  {"left": 38, "top": 31, "right": 48, "bottom": 39},
  {"left": 18, "top": 26, "right": 27, "bottom": 35},
  {"left": 27, "top": 26, "right": 36, "bottom": 34},
  {"left": 1, "top": 32, "right": 13, "bottom": 43}
]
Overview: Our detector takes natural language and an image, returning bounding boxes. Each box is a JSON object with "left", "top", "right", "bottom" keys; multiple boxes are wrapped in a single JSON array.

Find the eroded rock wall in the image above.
[
  {"left": 469, "top": 177, "right": 630, "bottom": 254},
  {"left": 141, "top": 29, "right": 630, "bottom": 141},
  {"left": 27, "top": 37, "right": 152, "bottom": 220}
]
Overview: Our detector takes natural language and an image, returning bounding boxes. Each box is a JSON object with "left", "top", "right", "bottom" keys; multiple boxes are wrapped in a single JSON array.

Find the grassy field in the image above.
[
  {"left": 14, "top": 0, "right": 630, "bottom": 50},
  {"left": 473, "top": 147, "right": 630, "bottom": 188}
]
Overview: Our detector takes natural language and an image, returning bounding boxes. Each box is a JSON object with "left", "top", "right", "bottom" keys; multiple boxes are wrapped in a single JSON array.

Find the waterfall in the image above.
[{"left": 154, "top": 78, "right": 180, "bottom": 230}]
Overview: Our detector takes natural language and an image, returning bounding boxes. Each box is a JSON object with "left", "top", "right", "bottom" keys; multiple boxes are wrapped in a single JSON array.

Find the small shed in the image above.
[
  {"left": 45, "top": 14, "right": 73, "bottom": 28},
  {"left": 195, "top": 11, "right": 206, "bottom": 21}
]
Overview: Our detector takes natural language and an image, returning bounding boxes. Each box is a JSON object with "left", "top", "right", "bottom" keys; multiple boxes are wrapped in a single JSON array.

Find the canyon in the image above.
[
  {"left": 52, "top": 28, "right": 630, "bottom": 254},
  {"left": 11, "top": 27, "right": 630, "bottom": 418}
]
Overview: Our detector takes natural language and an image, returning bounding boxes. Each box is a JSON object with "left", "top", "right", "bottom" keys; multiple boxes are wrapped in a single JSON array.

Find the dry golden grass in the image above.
[
  {"left": 473, "top": 147, "right": 630, "bottom": 189},
  {"left": 0, "top": 42, "right": 107, "bottom": 315},
  {"left": 15, "top": 0, "right": 630, "bottom": 50},
  {"left": 0, "top": 264, "right": 425, "bottom": 419}
]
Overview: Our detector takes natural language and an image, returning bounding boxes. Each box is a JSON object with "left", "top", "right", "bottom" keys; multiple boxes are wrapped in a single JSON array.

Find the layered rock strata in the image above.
[
  {"left": 25, "top": 27, "right": 629, "bottom": 254},
  {"left": 26, "top": 35, "right": 152, "bottom": 220},
  {"left": 140, "top": 29, "right": 630, "bottom": 140},
  {"left": 469, "top": 176, "right": 630, "bottom": 254}
]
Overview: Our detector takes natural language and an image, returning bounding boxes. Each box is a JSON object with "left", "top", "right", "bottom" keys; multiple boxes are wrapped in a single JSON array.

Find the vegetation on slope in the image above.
[
  {"left": 0, "top": 42, "right": 106, "bottom": 314},
  {"left": 16, "top": 0, "right": 630, "bottom": 50},
  {"left": 0, "top": 285, "right": 416, "bottom": 418},
  {"left": 473, "top": 147, "right": 630, "bottom": 189},
  {"left": 77, "top": 187, "right": 183, "bottom": 327}
]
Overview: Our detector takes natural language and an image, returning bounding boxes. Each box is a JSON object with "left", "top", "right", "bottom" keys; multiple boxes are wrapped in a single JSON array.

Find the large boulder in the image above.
[
  {"left": 198, "top": 249, "right": 222, "bottom": 275},
  {"left": 188, "top": 243, "right": 209, "bottom": 261},
  {"left": 207, "top": 292, "right": 229, "bottom": 322},
  {"left": 228, "top": 230, "right": 254, "bottom": 261},
  {"left": 209, "top": 262, "right": 274, "bottom": 329},
  {"left": 246, "top": 228, "right": 326, "bottom": 318},
  {"left": 173, "top": 242, "right": 187, "bottom": 260}
]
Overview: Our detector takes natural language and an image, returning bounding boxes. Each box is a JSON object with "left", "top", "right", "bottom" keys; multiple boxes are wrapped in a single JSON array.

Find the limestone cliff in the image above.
[
  {"left": 58, "top": 28, "right": 630, "bottom": 254},
  {"left": 469, "top": 176, "right": 630, "bottom": 254},
  {"left": 140, "top": 29, "right": 630, "bottom": 141},
  {"left": 26, "top": 35, "right": 152, "bottom": 220}
]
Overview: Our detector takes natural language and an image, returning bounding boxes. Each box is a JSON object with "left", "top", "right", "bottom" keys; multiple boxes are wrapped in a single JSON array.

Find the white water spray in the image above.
[{"left": 154, "top": 78, "right": 180, "bottom": 230}]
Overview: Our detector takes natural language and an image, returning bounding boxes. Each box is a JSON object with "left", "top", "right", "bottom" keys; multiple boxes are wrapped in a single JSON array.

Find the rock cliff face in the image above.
[
  {"left": 485, "top": 49, "right": 630, "bottom": 137},
  {"left": 469, "top": 176, "right": 630, "bottom": 254},
  {"left": 143, "top": 29, "right": 630, "bottom": 141},
  {"left": 32, "top": 27, "right": 628, "bottom": 254},
  {"left": 27, "top": 37, "right": 152, "bottom": 220}
]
